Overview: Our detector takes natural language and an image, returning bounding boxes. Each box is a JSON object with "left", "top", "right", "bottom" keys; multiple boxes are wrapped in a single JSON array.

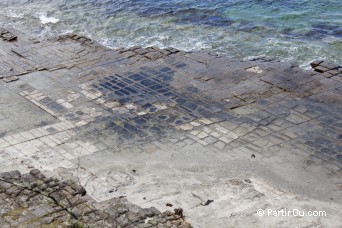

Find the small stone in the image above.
[
  {"left": 166, "top": 203, "right": 173, "bottom": 207},
  {"left": 202, "top": 200, "right": 214, "bottom": 206},
  {"left": 174, "top": 208, "right": 183, "bottom": 218},
  {"left": 70, "top": 182, "right": 86, "bottom": 196},
  {"left": 244, "top": 179, "right": 252, "bottom": 183},
  {"left": 246, "top": 66, "right": 263, "bottom": 74},
  {"left": 109, "top": 188, "right": 117, "bottom": 193}
]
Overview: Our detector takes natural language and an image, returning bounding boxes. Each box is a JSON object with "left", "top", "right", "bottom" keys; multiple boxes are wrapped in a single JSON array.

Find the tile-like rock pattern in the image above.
[{"left": 0, "top": 28, "right": 341, "bottom": 227}]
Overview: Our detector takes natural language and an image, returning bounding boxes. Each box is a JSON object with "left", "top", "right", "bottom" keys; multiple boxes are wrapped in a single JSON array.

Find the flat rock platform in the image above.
[{"left": 0, "top": 28, "right": 341, "bottom": 227}]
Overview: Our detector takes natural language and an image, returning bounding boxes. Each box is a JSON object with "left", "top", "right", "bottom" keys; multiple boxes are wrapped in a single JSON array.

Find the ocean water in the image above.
[{"left": 0, "top": 0, "right": 341, "bottom": 68}]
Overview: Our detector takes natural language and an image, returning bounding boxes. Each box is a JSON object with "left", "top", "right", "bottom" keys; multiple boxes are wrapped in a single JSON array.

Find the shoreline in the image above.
[
  {"left": 1, "top": 11, "right": 341, "bottom": 71},
  {"left": 0, "top": 27, "right": 341, "bottom": 227}
]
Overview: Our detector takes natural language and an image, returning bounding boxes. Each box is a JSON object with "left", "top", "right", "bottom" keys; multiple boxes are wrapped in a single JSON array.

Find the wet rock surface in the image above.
[{"left": 0, "top": 28, "right": 341, "bottom": 227}]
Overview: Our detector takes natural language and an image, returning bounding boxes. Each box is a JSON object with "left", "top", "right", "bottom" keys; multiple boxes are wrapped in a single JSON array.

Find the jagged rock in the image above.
[
  {"left": 310, "top": 60, "right": 324, "bottom": 68},
  {"left": 125, "top": 211, "right": 141, "bottom": 223},
  {"left": 174, "top": 208, "right": 184, "bottom": 218},
  {"left": 0, "top": 29, "right": 17, "bottom": 41},
  {"left": 2, "top": 168, "right": 188, "bottom": 227},
  {"left": 70, "top": 183, "right": 87, "bottom": 196},
  {"left": 0, "top": 170, "right": 21, "bottom": 180}
]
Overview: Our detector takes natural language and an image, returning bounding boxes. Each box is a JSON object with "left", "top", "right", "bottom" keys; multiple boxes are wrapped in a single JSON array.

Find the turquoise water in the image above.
[{"left": 0, "top": 0, "right": 341, "bottom": 67}]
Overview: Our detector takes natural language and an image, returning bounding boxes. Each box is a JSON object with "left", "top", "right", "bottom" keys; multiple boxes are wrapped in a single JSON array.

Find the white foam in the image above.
[
  {"left": 3, "top": 9, "right": 24, "bottom": 18},
  {"left": 39, "top": 14, "right": 59, "bottom": 24},
  {"left": 243, "top": 55, "right": 264, "bottom": 61}
]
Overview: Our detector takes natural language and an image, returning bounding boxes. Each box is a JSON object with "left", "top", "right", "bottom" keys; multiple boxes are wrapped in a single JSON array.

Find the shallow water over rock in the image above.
[{"left": 0, "top": 0, "right": 341, "bottom": 67}]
